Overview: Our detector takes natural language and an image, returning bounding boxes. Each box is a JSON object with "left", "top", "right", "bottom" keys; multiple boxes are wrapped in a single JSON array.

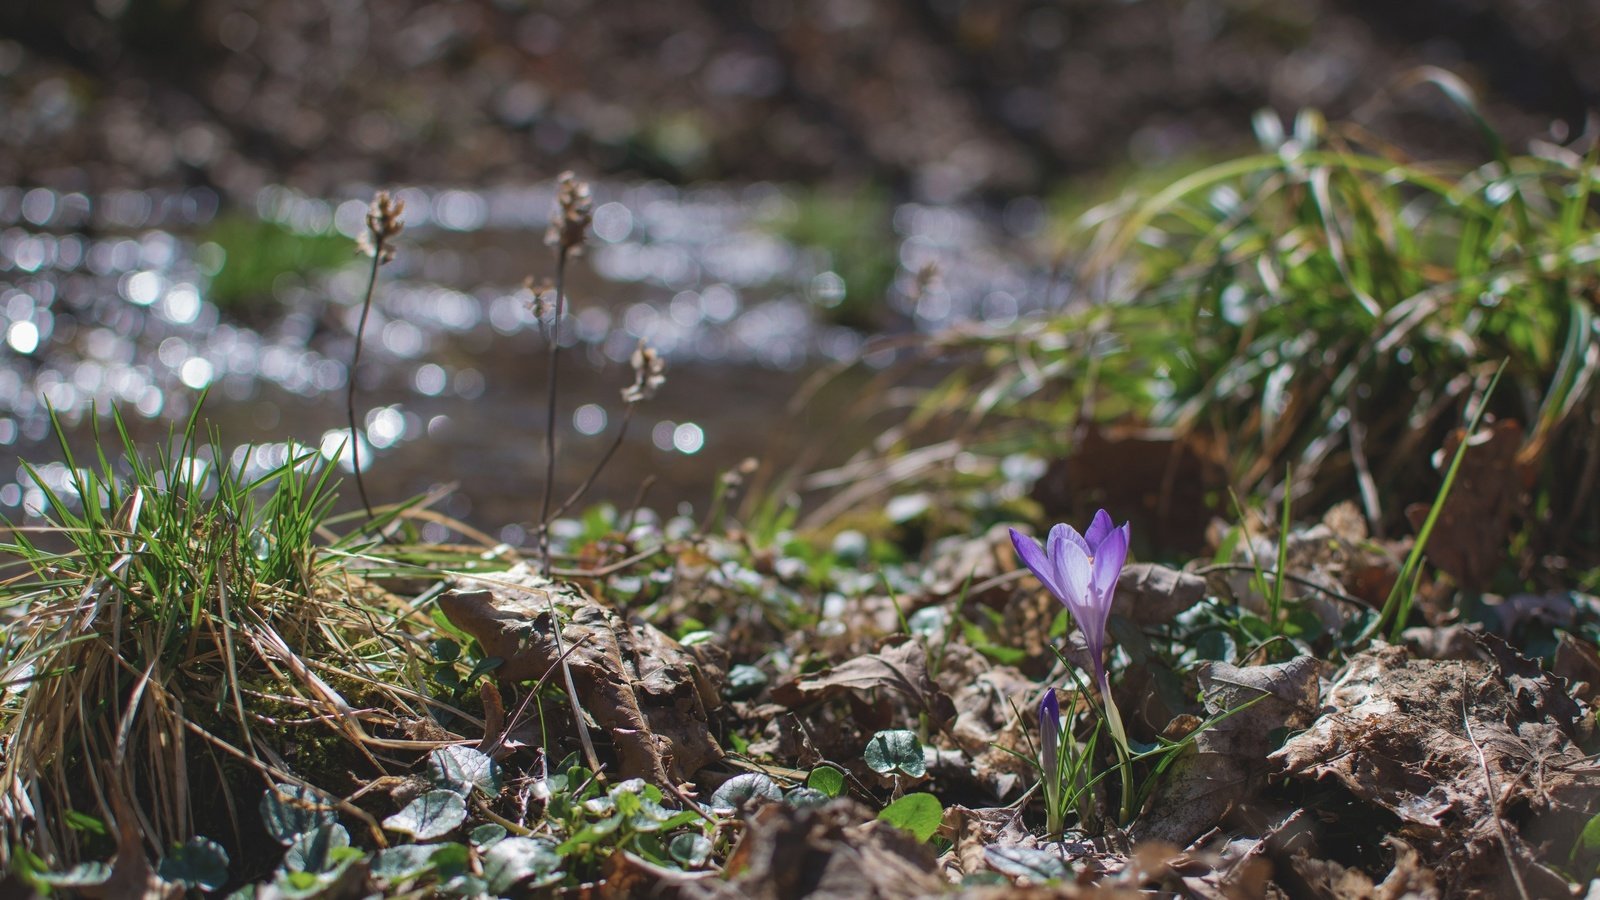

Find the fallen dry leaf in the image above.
[
  {"left": 938, "top": 804, "right": 1038, "bottom": 881},
  {"left": 935, "top": 643, "right": 1035, "bottom": 800},
  {"left": 1271, "top": 643, "right": 1599, "bottom": 897},
  {"left": 684, "top": 799, "right": 946, "bottom": 900},
  {"left": 1280, "top": 835, "right": 1440, "bottom": 900},
  {"left": 1552, "top": 631, "right": 1600, "bottom": 704},
  {"left": 1112, "top": 563, "right": 1207, "bottom": 627},
  {"left": 1133, "top": 657, "right": 1320, "bottom": 847},
  {"left": 1175, "top": 835, "right": 1273, "bottom": 900},
  {"left": 772, "top": 637, "right": 957, "bottom": 731},
  {"left": 441, "top": 563, "right": 724, "bottom": 787}
]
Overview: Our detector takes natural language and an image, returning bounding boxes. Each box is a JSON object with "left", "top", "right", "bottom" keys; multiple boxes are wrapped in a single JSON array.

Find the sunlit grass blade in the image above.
[{"left": 1371, "top": 362, "right": 1506, "bottom": 643}]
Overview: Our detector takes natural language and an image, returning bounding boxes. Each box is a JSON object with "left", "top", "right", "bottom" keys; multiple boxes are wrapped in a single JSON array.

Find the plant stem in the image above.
[
  {"left": 348, "top": 244, "right": 382, "bottom": 525},
  {"left": 539, "top": 247, "right": 569, "bottom": 575},
  {"left": 1102, "top": 685, "right": 1136, "bottom": 825},
  {"left": 543, "top": 402, "right": 635, "bottom": 528},
  {"left": 532, "top": 243, "right": 603, "bottom": 778}
]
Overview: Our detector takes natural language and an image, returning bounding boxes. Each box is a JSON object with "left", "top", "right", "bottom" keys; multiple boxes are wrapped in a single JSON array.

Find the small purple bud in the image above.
[{"left": 1038, "top": 687, "right": 1060, "bottom": 777}]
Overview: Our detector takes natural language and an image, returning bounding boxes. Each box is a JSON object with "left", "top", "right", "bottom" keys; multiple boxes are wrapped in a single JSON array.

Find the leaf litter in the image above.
[{"left": 7, "top": 420, "right": 1600, "bottom": 898}]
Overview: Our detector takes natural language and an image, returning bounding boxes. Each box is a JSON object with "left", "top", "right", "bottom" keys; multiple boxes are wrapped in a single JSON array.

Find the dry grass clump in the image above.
[{"left": 0, "top": 407, "right": 457, "bottom": 870}]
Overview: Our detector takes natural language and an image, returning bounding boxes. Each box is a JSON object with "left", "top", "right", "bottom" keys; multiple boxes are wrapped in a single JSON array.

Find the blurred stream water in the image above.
[{"left": 0, "top": 179, "right": 1062, "bottom": 538}]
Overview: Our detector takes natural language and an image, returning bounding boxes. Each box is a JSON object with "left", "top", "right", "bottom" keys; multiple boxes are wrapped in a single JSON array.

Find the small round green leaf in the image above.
[
  {"left": 438, "top": 874, "right": 489, "bottom": 896},
  {"left": 157, "top": 836, "right": 230, "bottom": 891},
  {"left": 784, "top": 787, "right": 830, "bottom": 808},
  {"left": 668, "top": 833, "right": 713, "bottom": 868},
  {"left": 806, "top": 765, "right": 846, "bottom": 798},
  {"left": 877, "top": 793, "right": 942, "bottom": 842},
  {"left": 427, "top": 745, "right": 502, "bottom": 798},
  {"left": 371, "top": 844, "right": 438, "bottom": 882},
  {"left": 284, "top": 824, "right": 349, "bottom": 873},
  {"left": 259, "top": 783, "right": 337, "bottom": 845},
  {"left": 469, "top": 823, "right": 507, "bottom": 849},
  {"left": 725, "top": 665, "right": 768, "bottom": 700},
  {"left": 271, "top": 866, "right": 351, "bottom": 900},
  {"left": 383, "top": 790, "right": 467, "bottom": 841},
  {"left": 709, "top": 773, "right": 783, "bottom": 812},
  {"left": 863, "top": 730, "right": 926, "bottom": 777},
  {"left": 481, "top": 836, "right": 563, "bottom": 894}
]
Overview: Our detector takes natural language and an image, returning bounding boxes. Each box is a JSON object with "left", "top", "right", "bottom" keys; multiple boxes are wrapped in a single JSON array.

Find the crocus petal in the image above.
[
  {"left": 1048, "top": 523, "right": 1092, "bottom": 560},
  {"left": 1010, "top": 528, "right": 1066, "bottom": 601},
  {"left": 1090, "top": 523, "right": 1130, "bottom": 606},
  {"left": 1083, "top": 509, "right": 1116, "bottom": 551},
  {"left": 1056, "top": 538, "right": 1094, "bottom": 613}
]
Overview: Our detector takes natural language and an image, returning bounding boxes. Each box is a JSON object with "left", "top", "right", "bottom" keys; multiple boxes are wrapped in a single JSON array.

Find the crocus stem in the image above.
[
  {"left": 1044, "top": 765, "right": 1063, "bottom": 838},
  {"left": 1042, "top": 722, "right": 1062, "bottom": 838},
  {"left": 1100, "top": 676, "right": 1135, "bottom": 825}
]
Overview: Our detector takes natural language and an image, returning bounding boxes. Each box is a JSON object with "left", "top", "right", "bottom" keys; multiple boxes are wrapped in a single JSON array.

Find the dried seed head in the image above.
[
  {"left": 359, "top": 190, "right": 405, "bottom": 264},
  {"left": 523, "top": 276, "right": 556, "bottom": 319},
  {"left": 546, "top": 171, "right": 593, "bottom": 254},
  {"left": 622, "top": 339, "right": 666, "bottom": 403},
  {"left": 908, "top": 261, "right": 941, "bottom": 303},
  {"left": 719, "top": 457, "right": 760, "bottom": 494}
]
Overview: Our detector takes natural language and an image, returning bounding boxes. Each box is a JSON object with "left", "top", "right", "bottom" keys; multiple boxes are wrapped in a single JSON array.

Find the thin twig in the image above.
[
  {"left": 1193, "top": 563, "right": 1374, "bottom": 611},
  {"left": 1461, "top": 666, "right": 1531, "bottom": 900},
  {"left": 618, "top": 474, "right": 657, "bottom": 535},
  {"left": 550, "top": 542, "right": 670, "bottom": 578},
  {"left": 478, "top": 633, "right": 594, "bottom": 758}
]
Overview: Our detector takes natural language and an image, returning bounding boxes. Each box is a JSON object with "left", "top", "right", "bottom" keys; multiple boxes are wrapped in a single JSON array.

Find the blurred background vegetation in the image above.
[
  {"left": 2, "top": 0, "right": 1599, "bottom": 565},
  {"left": 3, "top": 0, "right": 1596, "bottom": 199}
]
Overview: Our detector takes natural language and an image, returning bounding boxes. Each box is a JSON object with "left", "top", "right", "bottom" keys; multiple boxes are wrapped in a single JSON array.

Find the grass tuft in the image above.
[{"left": 0, "top": 400, "right": 453, "bottom": 871}]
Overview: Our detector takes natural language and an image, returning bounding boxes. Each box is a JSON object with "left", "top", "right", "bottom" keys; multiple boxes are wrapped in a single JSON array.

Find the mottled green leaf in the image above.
[
  {"left": 371, "top": 844, "right": 438, "bottom": 882},
  {"left": 469, "top": 823, "right": 507, "bottom": 848},
  {"left": 260, "top": 783, "right": 337, "bottom": 845},
  {"left": 863, "top": 729, "right": 925, "bottom": 777},
  {"left": 284, "top": 824, "right": 349, "bottom": 873},
  {"left": 157, "top": 836, "right": 230, "bottom": 891},
  {"left": 37, "top": 862, "right": 111, "bottom": 888},
  {"left": 427, "top": 745, "right": 502, "bottom": 798},
  {"left": 668, "top": 833, "right": 713, "bottom": 868},
  {"left": 709, "top": 773, "right": 783, "bottom": 812},
  {"left": 784, "top": 787, "right": 830, "bottom": 808},
  {"left": 383, "top": 790, "right": 467, "bottom": 841},
  {"left": 481, "top": 837, "right": 563, "bottom": 894}
]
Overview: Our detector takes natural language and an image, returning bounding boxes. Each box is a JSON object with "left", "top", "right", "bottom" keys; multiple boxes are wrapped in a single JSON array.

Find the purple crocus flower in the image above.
[{"left": 1009, "top": 510, "right": 1130, "bottom": 691}]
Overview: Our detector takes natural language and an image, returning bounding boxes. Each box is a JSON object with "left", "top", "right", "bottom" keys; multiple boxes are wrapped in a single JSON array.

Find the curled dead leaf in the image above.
[{"left": 440, "top": 564, "right": 724, "bottom": 787}]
